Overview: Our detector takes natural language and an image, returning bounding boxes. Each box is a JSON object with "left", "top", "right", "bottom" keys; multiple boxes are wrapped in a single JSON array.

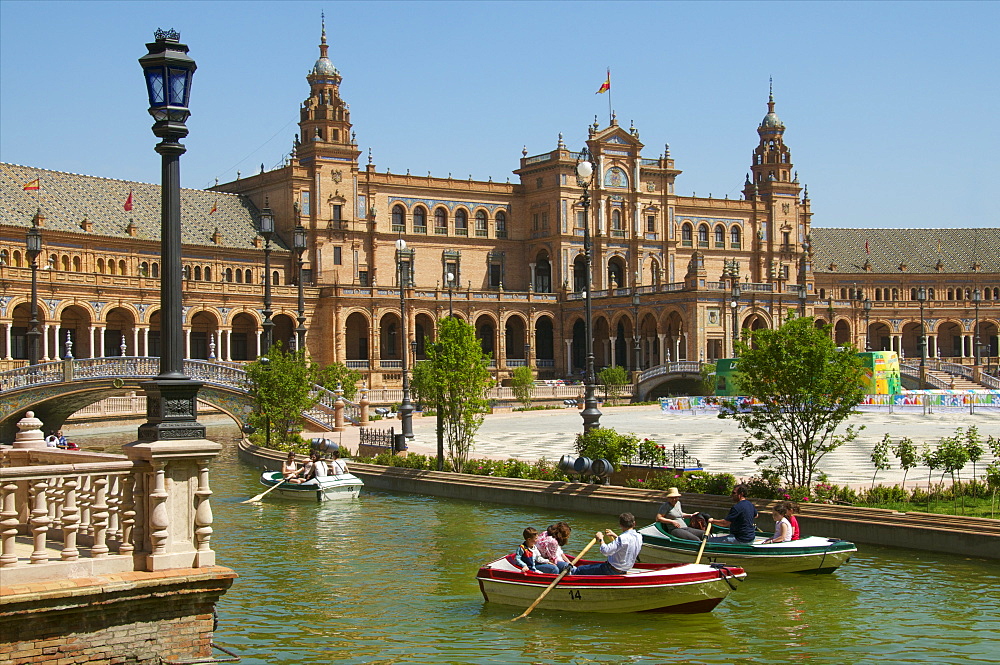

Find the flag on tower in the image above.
[
  {"left": 596, "top": 69, "right": 610, "bottom": 94},
  {"left": 865, "top": 239, "right": 869, "bottom": 255},
  {"left": 209, "top": 201, "right": 218, "bottom": 215},
  {"left": 22, "top": 178, "right": 40, "bottom": 191},
  {"left": 124, "top": 190, "right": 133, "bottom": 212}
]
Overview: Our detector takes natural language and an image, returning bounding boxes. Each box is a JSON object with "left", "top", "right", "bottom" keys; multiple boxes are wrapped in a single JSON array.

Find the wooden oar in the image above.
[
  {"left": 694, "top": 523, "right": 713, "bottom": 564},
  {"left": 242, "top": 474, "right": 289, "bottom": 504},
  {"left": 512, "top": 536, "right": 597, "bottom": 622}
]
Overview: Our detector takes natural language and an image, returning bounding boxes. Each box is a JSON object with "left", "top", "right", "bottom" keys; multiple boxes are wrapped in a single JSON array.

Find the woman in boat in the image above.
[
  {"left": 329, "top": 449, "right": 348, "bottom": 476},
  {"left": 655, "top": 488, "right": 705, "bottom": 541},
  {"left": 777, "top": 501, "right": 801, "bottom": 540},
  {"left": 762, "top": 504, "right": 793, "bottom": 544},
  {"left": 535, "top": 522, "right": 573, "bottom": 573},
  {"left": 281, "top": 452, "right": 301, "bottom": 479}
]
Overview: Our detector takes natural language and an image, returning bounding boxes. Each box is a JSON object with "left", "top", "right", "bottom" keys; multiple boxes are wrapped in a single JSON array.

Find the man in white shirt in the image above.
[{"left": 571, "top": 513, "right": 642, "bottom": 575}]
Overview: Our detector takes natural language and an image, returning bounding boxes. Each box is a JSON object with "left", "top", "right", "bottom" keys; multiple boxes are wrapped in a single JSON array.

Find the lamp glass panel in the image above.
[
  {"left": 260, "top": 213, "right": 274, "bottom": 235},
  {"left": 294, "top": 227, "right": 307, "bottom": 250},
  {"left": 145, "top": 69, "right": 165, "bottom": 105},
  {"left": 168, "top": 68, "right": 190, "bottom": 106},
  {"left": 577, "top": 160, "right": 593, "bottom": 179}
]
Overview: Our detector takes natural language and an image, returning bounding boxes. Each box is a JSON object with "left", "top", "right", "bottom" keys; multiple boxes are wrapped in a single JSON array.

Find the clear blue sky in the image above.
[{"left": 2, "top": 1, "right": 997, "bottom": 228}]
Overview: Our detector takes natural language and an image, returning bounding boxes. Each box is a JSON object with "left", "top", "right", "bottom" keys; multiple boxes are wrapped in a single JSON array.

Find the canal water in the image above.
[{"left": 78, "top": 423, "right": 1000, "bottom": 664}]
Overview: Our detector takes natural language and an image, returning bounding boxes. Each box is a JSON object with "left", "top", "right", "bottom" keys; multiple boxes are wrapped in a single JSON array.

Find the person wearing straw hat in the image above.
[{"left": 655, "top": 487, "right": 705, "bottom": 541}]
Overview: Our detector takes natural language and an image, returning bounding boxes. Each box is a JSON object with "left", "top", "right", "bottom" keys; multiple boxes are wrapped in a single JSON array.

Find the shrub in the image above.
[{"left": 575, "top": 427, "right": 639, "bottom": 470}]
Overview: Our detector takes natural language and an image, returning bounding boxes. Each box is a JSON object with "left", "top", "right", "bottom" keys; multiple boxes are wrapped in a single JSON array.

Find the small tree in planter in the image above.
[
  {"left": 891, "top": 436, "right": 919, "bottom": 489},
  {"left": 574, "top": 427, "right": 639, "bottom": 476},
  {"left": 870, "top": 434, "right": 892, "bottom": 491},
  {"left": 598, "top": 365, "right": 629, "bottom": 405},
  {"left": 510, "top": 365, "right": 535, "bottom": 410}
]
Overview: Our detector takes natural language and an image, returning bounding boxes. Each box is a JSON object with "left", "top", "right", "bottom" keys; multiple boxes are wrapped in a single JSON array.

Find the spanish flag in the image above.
[
  {"left": 22, "top": 178, "right": 40, "bottom": 191},
  {"left": 209, "top": 201, "right": 217, "bottom": 215},
  {"left": 124, "top": 190, "right": 133, "bottom": 212},
  {"left": 596, "top": 69, "right": 610, "bottom": 94}
]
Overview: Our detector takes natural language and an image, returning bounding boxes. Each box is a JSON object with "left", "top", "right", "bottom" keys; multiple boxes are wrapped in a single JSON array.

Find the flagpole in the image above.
[{"left": 607, "top": 68, "right": 613, "bottom": 125}]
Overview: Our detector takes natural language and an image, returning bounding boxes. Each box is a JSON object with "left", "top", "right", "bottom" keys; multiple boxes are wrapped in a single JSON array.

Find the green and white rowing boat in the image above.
[{"left": 637, "top": 522, "right": 857, "bottom": 574}]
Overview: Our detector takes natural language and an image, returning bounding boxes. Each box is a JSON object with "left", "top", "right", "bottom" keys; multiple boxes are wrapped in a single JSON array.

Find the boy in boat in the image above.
[
  {"left": 708, "top": 484, "right": 758, "bottom": 544},
  {"left": 512, "top": 527, "right": 553, "bottom": 573},
  {"left": 572, "top": 513, "right": 642, "bottom": 576}
]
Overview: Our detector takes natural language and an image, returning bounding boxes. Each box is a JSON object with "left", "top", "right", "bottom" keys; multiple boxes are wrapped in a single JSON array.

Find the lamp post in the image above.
[
  {"left": 863, "top": 298, "right": 872, "bottom": 351},
  {"left": 25, "top": 214, "right": 42, "bottom": 366},
  {"left": 259, "top": 199, "right": 275, "bottom": 354},
  {"left": 259, "top": 356, "right": 272, "bottom": 449},
  {"left": 137, "top": 29, "right": 205, "bottom": 442},
  {"left": 972, "top": 288, "right": 981, "bottom": 367},
  {"left": 730, "top": 282, "right": 741, "bottom": 357},
  {"left": 828, "top": 298, "right": 836, "bottom": 340},
  {"left": 632, "top": 290, "right": 641, "bottom": 371},
  {"left": 446, "top": 271, "right": 454, "bottom": 316},
  {"left": 576, "top": 148, "right": 601, "bottom": 433},
  {"left": 396, "top": 238, "right": 414, "bottom": 443},
  {"left": 797, "top": 283, "right": 807, "bottom": 317},
  {"left": 293, "top": 223, "right": 307, "bottom": 352},
  {"left": 916, "top": 287, "right": 927, "bottom": 387}
]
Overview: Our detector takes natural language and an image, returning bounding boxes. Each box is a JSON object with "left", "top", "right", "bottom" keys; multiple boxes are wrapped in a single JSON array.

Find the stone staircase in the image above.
[{"left": 925, "top": 367, "right": 988, "bottom": 390}]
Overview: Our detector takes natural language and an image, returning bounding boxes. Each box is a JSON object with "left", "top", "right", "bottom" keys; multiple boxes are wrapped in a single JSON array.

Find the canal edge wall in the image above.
[{"left": 238, "top": 441, "right": 1000, "bottom": 561}]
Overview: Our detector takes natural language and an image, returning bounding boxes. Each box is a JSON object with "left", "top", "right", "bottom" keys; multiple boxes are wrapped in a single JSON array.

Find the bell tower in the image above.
[
  {"left": 297, "top": 16, "right": 357, "bottom": 161},
  {"left": 746, "top": 80, "right": 798, "bottom": 195}
]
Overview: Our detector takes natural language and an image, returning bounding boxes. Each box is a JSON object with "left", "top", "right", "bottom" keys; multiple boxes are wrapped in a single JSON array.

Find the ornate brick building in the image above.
[{"left": 2, "top": 25, "right": 998, "bottom": 392}]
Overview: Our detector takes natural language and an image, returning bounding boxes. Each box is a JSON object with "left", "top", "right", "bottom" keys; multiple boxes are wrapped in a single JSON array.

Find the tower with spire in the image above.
[{"left": 297, "top": 14, "right": 357, "bottom": 158}]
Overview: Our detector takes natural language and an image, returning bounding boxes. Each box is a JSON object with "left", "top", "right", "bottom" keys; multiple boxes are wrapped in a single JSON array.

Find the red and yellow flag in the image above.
[
  {"left": 596, "top": 69, "right": 610, "bottom": 94},
  {"left": 22, "top": 178, "right": 40, "bottom": 191},
  {"left": 209, "top": 202, "right": 218, "bottom": 215},
  {"left": 124, "top": 190, "right": 133, "bottom": 212}
]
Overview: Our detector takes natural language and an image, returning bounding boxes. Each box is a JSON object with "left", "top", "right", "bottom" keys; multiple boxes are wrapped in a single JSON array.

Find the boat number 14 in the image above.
[{"left": 568, "top": 590, "right": 582, "bottom": 600}]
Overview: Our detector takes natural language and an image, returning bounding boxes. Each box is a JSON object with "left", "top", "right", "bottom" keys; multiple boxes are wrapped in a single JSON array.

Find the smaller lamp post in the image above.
[
  {"left": 396, "top": 238, "right": 414, "bottom": 443},
  {"left": 632, "top": 290, "right": 641, "bottom": 370},
  {"left": 917, "top": 287, "right": 927, "bottom": 387},
  {"left": 576, "top": 147, "right": 601, "bottom": 433},
  {"left": 260, "top": 199, "right": 275, "bottom": 354},
  {"left": 293, "top": 223, "right": 307, "bottom": 352},
  {"left": 828, "top": 298, "right": 836, "bottom": 340},
  {"left": 259, "top": 356, "right": 272, "bottom": 449},
  {"left": 730, "top": 282, "right": 741, "bottom": 357},
  {"left": 25, "top": 215, "right": 43, "bottom": 367},
  {"left": 797, "top": 283, "right": 807, "bottom": 317},
  {"left": 972, "top": 288, "right": 981, "bottom": 367},
  {"left": 446, "top": 271, "right": 454, "bottom": 316}
]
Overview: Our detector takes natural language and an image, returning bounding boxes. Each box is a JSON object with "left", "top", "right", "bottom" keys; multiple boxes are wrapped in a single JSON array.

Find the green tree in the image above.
[
  {"left": 246, "top": 344, "right": 334, "bottom": 452},
  {"left": 719, "top": 316, "right": 867, "bottom": 488},
  {"left": 510, "top": 365, "right": 535, "bottom": 409},
  {"left": 598, "top": 365, "right": 629, "bottom": 405},
  {"left": 891, "top": 436, "right": 919, "bottom": 488},
  {"left": 324, "top": 362, "right": 363, "bottom": 400},
  {"left": 575, "top": 427, "right": 639, "bottom": 470},
  {"left": 411, "top": 317, "right": 495, "bottom": 471},
  {"left": 871, "top": 433, "right": 892, "bottom": 490},
  {"left": 700, "top": 361, "right": 717, "bottom": 396}
]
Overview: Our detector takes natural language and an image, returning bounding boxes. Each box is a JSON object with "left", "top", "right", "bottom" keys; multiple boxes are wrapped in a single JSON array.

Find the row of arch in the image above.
[
  {"left": 680, "top": 222, "right": 742, "bottom": 248},
  {"left": 391, "top": 204, "right": 508, "bottom": 237}
]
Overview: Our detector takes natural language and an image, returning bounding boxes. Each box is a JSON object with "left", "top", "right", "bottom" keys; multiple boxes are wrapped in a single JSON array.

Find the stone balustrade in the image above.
[{"left": 0, "top": 411, "right": 221, "bottom": 586}]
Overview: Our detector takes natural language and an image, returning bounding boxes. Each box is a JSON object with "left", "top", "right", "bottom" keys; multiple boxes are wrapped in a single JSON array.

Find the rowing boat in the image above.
[
  {"left": 476, "top": 556, "right": 745, "bottom": 614},
  {"left": 637, "top": 522, "right": 856, "bottom": 574},
  {"left": 258, "top": 470, "right": 363, "bottom": 502}
]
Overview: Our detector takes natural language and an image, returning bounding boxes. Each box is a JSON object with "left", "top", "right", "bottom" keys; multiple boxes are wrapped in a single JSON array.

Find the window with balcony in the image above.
[{"left": 392, "top": 204, "right": 406, "bottom": 233}]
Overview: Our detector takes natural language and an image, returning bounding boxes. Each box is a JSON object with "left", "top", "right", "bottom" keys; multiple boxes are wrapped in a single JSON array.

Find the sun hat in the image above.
[{"left": 665, "top": 487, "right": 682, "bottom": 498}]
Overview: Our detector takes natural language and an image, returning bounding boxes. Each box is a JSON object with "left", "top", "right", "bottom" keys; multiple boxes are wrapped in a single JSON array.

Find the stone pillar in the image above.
[
  {"left": 123, "top": 437, "right": 223, "bottom": 571},
  {"left": 141, "top": 327, "right": 149, "bottom": 356},
  {"left": 658, "top": 333, "right": 667, "bottom": 366},
  {"left": 97, "top": 326, "right": 106, "bottom": 358},
  {"left": 610, "top": 336, "right": 617, "bottom": 368},
  {"left": 42, "top": 323, "right": 51, "bottom": 361},
  {"left": 254, "top": 330, "right": 262, "bottom": 358},
  {"left": 529, "top": 262, "right": 536, "bottom": 291},
  {"left": 184, "top": 328, "right": 191, "bottom": 359},
  {"left": 12, "top": 411, "right": 45, "bottom": 449},
  {"left": 564, "top": 338, "right": 573, "bottom": 375},
  {"left": 359, "top": 383, "right": 370, "bottom": 426},
  {"left": 222, "top": 329, "right": 232, "bottom": 362},
  {"left": 88, "top": 325, "right": 96, "bottom": 358},
  {"left": 334, "top": 390, "right": 346, "bottom": 433},
  {"left": 4, "top": 322, "right": 11, "bottom": 360},
  {"left": 132, "top": 328, "right": 140, "bottom": 357}
]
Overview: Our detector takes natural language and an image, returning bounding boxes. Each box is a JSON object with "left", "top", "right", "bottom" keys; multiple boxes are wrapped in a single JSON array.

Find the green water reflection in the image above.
[{"left": 82, "top": 425, "right": 1000, "bottom": 664}]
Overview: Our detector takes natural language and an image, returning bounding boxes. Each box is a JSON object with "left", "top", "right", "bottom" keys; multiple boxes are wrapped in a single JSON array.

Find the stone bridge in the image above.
[
  {"left": 0, "top": 358, "right": 353, "bottom": 443},
  {"left": 634, "top": 361, "right": 706, "bottom": 401}
]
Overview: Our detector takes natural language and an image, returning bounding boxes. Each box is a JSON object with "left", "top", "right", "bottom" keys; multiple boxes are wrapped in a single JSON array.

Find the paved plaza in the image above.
[{"left": 402, "top": 404, "right": 1000, "bottom": 489}]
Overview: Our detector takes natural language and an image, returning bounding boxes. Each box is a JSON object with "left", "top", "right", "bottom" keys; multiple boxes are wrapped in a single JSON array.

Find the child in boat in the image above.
[
  {"left": 762, "top": 504, "right": 793, "bottom": 543},
  {"left": 512, "top": 527, "right": 552, "bottom": 573},
  {"left": 535, "top": 522, "right": 573, "bottom": 573},
  {"left": 778, "top": 501, "right": 801, "bottom": 540}
]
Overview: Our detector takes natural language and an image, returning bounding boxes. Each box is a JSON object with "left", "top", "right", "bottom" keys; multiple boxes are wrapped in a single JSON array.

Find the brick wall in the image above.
[{"left": 0, "top": 567, "right": 236, "bottom": 665}]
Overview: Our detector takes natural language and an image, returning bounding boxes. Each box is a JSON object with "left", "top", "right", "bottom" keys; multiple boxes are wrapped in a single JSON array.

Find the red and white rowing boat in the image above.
[{"left": 476, "top": 557, "right": 746, "bottom": 614}]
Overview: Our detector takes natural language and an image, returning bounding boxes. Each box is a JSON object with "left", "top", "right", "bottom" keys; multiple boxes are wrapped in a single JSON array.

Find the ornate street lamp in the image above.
[
  {"left": 259, "top": 199, "right": 275, "bottom": 354},
  {"left": 972, "top": 288, "right": 981, "bottom": 367},
  {"left": 25, "top": 214, "right": 42, "bottom": 366},
  {"left": 797, "top": 283, "right": 807, "bottom": 317},
  {"left": 137, "top": 29, "right": 204, "bottom": 442},
  {"left": 396, "top": 238, "right": 415, "bottom": 443},
  {"left": 730, "top": 282, "right": 741, "bottom": 357},
  {"left": 293, "top": 223, "right": 307, "bottom": 352},
  {"left": 863, "top": 298, "right": 872, "bottom": 351},
  {"left": 446, "top": 271, "right": 454, "bottom": 316},
  {"left": 576, "top": 148, "right": 601, "bottom": 433},
  {"left": 828, "top": 297, "right": 836, "bottom": 340},
  {"left": 632, "top": 289, "right": 641, "bottom": 371},
  {"left": 916, "top": 287, "right": 927, "bottom": 387}
]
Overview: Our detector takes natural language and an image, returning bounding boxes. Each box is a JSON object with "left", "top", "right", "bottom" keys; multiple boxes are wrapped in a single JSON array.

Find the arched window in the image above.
[
  {"left": 455, "top": 209, "right": 468, "bottom": 233},
  {"left": 947, "top": 289, "right": 954, "bottom": 300},
  {"left": 891, "top": 288, "right": 898, "bottom": 300},
  {"left": 97, "top": 258, "right": 106, "bottom": 274},
  {"left": 108, "top": 258, "right": 117, "bottom": 275},
  {"left": 183, "top": 265, "right": 191, "bottom": 280},
  {"left": 475, "top": 210, "right": 488, "bottom": 236},
  {"left": 140, "top": 261, "right": 149, "bottom": 277},
  {"left": 235, "top": 268, "right": 243, "bottom": 283},
  {"left": 151, "top": 262, "right": 159, "bottom": 278},
  {"left": 434, "top": 207, "right": 447, "bottom": 232},
  {"left": 714, "top": 225, "right": 725, "bottom": 246},
  {"left": 681, "top": 223, "right": 693, "bottom": 245},
  {"left": 119, "top": 260, "right": 127, "bottom": 275},
  {"left": 205, "top": 267, "right": 212, "bottom": 281},
  {"left": 413, "top": 206, "right": 427, "bottom": 230},
  {"left": 272, "top": 270, "right": 280, "bottom": 286},
  {"left": 0, "top": 249, "right": 7, "bottom": 266},
  {"left": 698, "top": 224, "right": 709, "bottom": 246},
  {"left": 61, "top": 255, "right": 69, "bottom": 271},
  {"left": 495, "top": 211, "right": 507, "bottom": 238},
  {"left": 928, "top": 288, "right": 936, "bottom": 300},
  {"left": 225, "top": 268, "right": 233, "bottom": 282},
  {"left": 875, "top": 288, "right": 882, "bottom": 301},
  {"left": 392, "top": 204, "right": 406, "bottom": 231},
  {"left": 194, "top": 266, "right": 202, "bottom": 280},
  {"left": 245, "top": 269, "right": 253, "bottom": 283},
  {"left": 73, "top": 256, "right": 82, "bottom": 272},
  {"left": 730, "top": 226, "right": 741, "bottom": 247},
  {"left": 840, "top": 288, "right": 847, "bottom": 299},
  {"left": 612, "top": 209, "right": 622, "bottom": 230}
]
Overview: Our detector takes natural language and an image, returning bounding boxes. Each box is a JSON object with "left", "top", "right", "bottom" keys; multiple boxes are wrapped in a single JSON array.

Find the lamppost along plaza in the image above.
[
  {"left": 730, "top": 281, "right": 741, "bottom": 356},
  {"left": 396, "top": 238, "right": 414, "bottom": 445},
  {"left": 917, "top": 286, "right": 927, "bottom": 388},
  {"left": 136, "top": 29, "right": 205, "bottom": 442},
  {"left": 576, "top": 148, "right": 601, "bottom": 433},
  {"left": 260, "top": 199, "right": 275, "bottom": 354},
  {"left": 294, "top": 222, "right": 307, "bottom": 352},
  {"left": 973, "top": 288, "right": 981, "bottom": 367},
  {"left": 863, "top": 297, "right": 872, "bottom": 351},
  {"left": 25, "top": 213, "right": 42, "bottom": 367}
]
